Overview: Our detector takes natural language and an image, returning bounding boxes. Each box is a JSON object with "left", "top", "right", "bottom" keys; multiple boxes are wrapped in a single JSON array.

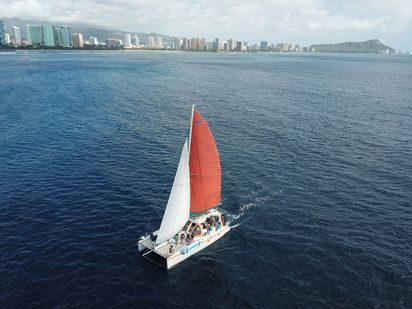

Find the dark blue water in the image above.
[{"left": 1, "top": 50, "right": 411, "bottom": 308}]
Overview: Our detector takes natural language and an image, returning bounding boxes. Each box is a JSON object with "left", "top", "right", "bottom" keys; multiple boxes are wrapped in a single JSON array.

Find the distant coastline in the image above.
[
  {"left": 1, "top": 17, "right": 409, "bottom": 55},
  {"left": 309, "top": 39, "right": 399, "bottom": 54},
  {"left": 0, "top": 45, "right": 409, "bottom": 55}
]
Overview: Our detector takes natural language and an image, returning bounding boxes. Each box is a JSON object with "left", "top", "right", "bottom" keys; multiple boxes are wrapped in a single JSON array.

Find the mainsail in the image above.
[
  {"left": 156, "top": 139, "right": 190, "bottom": 244},
  {"left": 189, "top": 110, "right": 221, "bottom": 213}
]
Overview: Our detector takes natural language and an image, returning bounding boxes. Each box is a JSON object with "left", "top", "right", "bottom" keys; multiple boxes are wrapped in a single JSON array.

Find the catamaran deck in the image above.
[
  {"left": 139, "top": 208, "right": 228, "bottom": 268},
  {"left": 155, "top": 242, "right": 185, "bottom": 258},
  {"left": 139, "top": 234, "right": 186, "bottom": 258}
]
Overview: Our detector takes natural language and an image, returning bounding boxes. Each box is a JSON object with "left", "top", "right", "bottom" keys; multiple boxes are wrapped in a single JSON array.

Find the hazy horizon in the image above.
[{"left": 2, "top": 0, "right": 412, "bottom": 51}]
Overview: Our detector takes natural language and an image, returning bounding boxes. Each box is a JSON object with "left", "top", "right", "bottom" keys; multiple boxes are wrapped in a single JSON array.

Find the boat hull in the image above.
[
  {"left": 138, "top": 225, "right": 230, "bottom": 269},
  {"left": 166, "top": 225, "right": 230, "bottom": 269},
  {"left": 139, "top": 208, "right": 230, "bottom": 269}
]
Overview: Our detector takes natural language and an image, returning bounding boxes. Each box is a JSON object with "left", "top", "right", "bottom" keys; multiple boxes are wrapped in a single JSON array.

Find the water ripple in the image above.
[{"left": 1, "top": 51, "right": 411, "bottom": 308}]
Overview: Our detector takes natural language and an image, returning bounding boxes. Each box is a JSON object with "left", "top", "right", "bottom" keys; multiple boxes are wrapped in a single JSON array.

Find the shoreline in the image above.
[{"left": 0, "top": 48, "right": 408, "bottom": 55}]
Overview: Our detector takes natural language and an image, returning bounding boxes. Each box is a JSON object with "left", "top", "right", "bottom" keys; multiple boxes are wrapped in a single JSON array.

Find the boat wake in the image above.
[
  {"left": 225, "top": 194, "right": 271, "bottom": 228},
  {"left": 225, "top": 202, "right": 256, "bottom": 228}
]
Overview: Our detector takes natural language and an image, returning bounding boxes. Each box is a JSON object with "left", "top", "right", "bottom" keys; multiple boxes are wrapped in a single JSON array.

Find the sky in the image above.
[{"left": 2, "top": 0, "right": 412, "bottom": 50}]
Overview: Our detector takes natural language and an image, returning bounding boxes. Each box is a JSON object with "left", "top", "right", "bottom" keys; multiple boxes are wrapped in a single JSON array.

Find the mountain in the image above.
[
  {"left": 0, "top": 17, "right": 174, "bottom": 44},
  {"left": 309, "top": 39, "right": 395, "bottom": 54}
]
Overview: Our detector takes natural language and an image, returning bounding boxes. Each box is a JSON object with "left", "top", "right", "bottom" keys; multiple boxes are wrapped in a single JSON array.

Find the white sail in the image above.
[{"left": 156, "top": 139, "right": 190, "bottom": 245}]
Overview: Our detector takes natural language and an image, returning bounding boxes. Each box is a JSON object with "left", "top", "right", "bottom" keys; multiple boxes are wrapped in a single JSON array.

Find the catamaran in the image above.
[{"left": 138, "top": 105, "right": 230, "bottom": 269}]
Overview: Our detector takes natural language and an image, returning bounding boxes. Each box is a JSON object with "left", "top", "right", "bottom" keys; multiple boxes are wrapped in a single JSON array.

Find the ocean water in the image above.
[{"left": 0, "top": 50, "right": 411, "bottom": 308}]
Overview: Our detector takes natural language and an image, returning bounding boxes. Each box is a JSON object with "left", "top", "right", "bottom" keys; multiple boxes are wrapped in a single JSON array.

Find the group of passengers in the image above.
[
  {"left": 202, "top": 215, "right": 224, "bottom": 235},
  {"left": 168, "top": 214, "right": 227, "bottom": 254}
]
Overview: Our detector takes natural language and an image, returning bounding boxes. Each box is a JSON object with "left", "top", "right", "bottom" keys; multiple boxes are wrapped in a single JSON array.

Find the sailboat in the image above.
[{"left": 138, "top": 105, "right": 230, "bottom": 269}]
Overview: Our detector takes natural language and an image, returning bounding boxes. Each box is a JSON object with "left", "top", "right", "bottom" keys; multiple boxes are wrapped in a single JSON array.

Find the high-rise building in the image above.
[
  {"left": 190, "top": 38, "right": 200, "bottom": 50},
  {"left": 236, "top": 41, "right": 245, "bottom": 52},
  {"left": 26, "top": 24, "right": 43, "bottom": 46},
  {"left": 0, "top": 20, "right": 5, "bottom": 45},
  {"left": 215, "top": 38, "right": 224, "bottom": 50},
  {"left": 54, "top": 26, "right": 72, "bottom": 47},
  {"left": 89, "top": 36, "right": 98, "bottom": 45},
  {"left": 228, "top": 39, "right": 236, "bottom": 51},
  {"left": 156, "top": 37, "right": 163, "bottom": 49},
  {"left": 221, "top": 39, "right": 225, "bottom": 50},
  {"left": 147, "top": 36, "right": 155, "bottom": 48},
  {"left": 174, "top": 37, "right": 182, "bottom": 50},
  {"left": 106, "top": 38, "right": 122, "bottom": 48},
  {"left": 5, "top": 32, "right": 10, "bottom": 44},
  {"left": 270, "top": 43, "right": 276, "bottom": 51},
  {"left": 206, "top": 42, "right": 214, "bottom": 50},
  {"left": 199, "top": 38, "right": 206, "bottom": 50},
  {"left": 124, "top": 33, "right": 131, "bottom": 46},
  {"left": 131, "top": 35, "right": 139, "bottom": 47},
  {"left": 60, "top": 26, "right": 71, "bottom": 47},
  {"left": 12, "top": 26, "right": 21, "bottom": 45},
  {"left": 72, "top": 33, "right": 84, "bottom": 48},
  {"left": 182, "top": 37, "right": 189, "bottom": 50},
  {"left": 212, "top": 39, "right": 218, "bottom": 50},
  {"left": 42, "top": 25, "right": 55, "bottom": 47},
  {"left": 52, "top": 26, "right": 60, "bottom": 46},
  {"left": 213, "top": 38, "right": 225, "bottom": 50},
  {"left": 277, "top": 43, "right": 289, "bottom": 52},
  {"left": 190, "top": 38, "right": 195, "bottom": 49},
  {"left": 260, "top": 41, "right": 268, "bottom": 51}
]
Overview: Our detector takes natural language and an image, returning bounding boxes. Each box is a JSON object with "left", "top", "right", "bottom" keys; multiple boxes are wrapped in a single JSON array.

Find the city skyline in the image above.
[
  {"left": 0, "top": 19, "right": 332, "bottom": 53},
  {"left": 1, "top": 0, "right": 412, "bottom": 51},
  {"left": 0, "top": 18, "right": 402, "bottom": 55}
]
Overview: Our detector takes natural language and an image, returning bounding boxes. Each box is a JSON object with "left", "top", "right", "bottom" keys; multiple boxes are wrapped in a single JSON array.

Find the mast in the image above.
[
  {"left": 155, "top": 106, "right": 194, "bottom": 245},
  {"left": 188, "top": 104, "right": 195, "bottom": 156}
]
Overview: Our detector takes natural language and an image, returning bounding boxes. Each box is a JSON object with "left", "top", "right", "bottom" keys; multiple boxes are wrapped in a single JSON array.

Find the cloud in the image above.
[{"left": 2, "top": 0, "right": 412, "bottom": 49}]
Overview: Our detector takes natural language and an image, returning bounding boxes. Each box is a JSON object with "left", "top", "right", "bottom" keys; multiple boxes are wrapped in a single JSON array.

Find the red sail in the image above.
[{"left": 189, "top": 109, "right": 221, "bottom": 213}]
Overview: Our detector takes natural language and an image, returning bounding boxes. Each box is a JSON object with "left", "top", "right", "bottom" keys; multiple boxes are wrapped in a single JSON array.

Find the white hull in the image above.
[
  {"left": 138, "top": 209, "right": 230, "bottom": 269},
  {"left": 166, "top": 225, "right": 230, "bottom": 269}
]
